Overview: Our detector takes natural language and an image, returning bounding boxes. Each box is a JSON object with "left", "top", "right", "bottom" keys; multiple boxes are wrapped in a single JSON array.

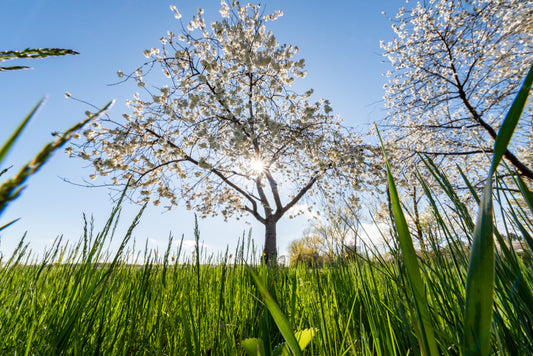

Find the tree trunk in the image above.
[{"left": 263, "top": 219, "right": 277, "bottom": 265}]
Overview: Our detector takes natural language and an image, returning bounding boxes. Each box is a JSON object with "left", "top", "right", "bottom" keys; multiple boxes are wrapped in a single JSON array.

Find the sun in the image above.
[{"left": 250, "top": 158, "right": 266, "bottom": 175}]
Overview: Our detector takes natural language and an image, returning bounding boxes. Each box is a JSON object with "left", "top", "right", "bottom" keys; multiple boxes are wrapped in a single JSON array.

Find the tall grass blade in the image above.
[
  {"left": 464, "top": 183, "right": 495, "bottom": 356},
  {"left": 488, "top": 63, "right": 533, "bottom": 176},
  {"left": 0, "top": 99, "right": 43, "bottom": 164},
  {"left": 376, "top": 127, "right": 439, "bottom": 356},
  {"left": 0, "top": 48, "right": 79, "bottom": 71},
  {"left": 0, "top": 218, "right": 19, "bottom": 232},
  {"left": 0, "top": 101, "right": 113, "bottom": 215},
  {"left": 247, "top": 266, "right": 302, "bottom": 356},
  {"left": 457, "top": 165, "right": 480, "bottom": 204},
  {"left": 464, "top": 62, "right": 533, "bottom": 355},
  {"left": 515, "top": 173, "right": 533, "bottom": 217}
]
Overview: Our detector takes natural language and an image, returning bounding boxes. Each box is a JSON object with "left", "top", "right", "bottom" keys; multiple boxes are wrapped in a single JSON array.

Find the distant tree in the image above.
[
  {"left": 381, "top": 0, "right": 533, "bottom": 188},
  {"left": 310, "top": 201, "right": 361, "bottom": 257},
  {"left": 288, "top": 201, "right": 361, "bottom": 266},
  {"left": 71, "top": 2, "right": 363, "bottom": 264},
  {"left": 288, "top": 235, "right": 323, "bottom": 267}
]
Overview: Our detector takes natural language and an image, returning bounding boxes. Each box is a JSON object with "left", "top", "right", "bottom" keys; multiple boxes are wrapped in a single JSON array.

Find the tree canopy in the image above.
[
  {"left": 381, "top": 0, "right": 533, "bottom": 188},
  {"left": 71, "top": 1, "right": 364, "bottom": 263}
]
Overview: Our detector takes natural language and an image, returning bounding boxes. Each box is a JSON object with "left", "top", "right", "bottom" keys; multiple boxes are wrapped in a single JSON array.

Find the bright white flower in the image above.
[
  {"left": 220, "top": 0, "right": 230, "bottom": 18},
  {"left": 170, "top": 5, "right": 182, "bottom": 19}
]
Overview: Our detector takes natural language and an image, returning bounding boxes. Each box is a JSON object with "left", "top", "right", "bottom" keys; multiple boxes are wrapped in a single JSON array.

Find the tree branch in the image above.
[
  {"left": 144, "top": 127, "right": 262, "bottom": 217},
  {"left": 440, "top": 32, "right": 533, "bottom": 180},
  {"left": 265, "top": 169, "right": 283, "bottom": 213},
  {"left": 275, "top": 176, "right": 317, "bottom": 222}
]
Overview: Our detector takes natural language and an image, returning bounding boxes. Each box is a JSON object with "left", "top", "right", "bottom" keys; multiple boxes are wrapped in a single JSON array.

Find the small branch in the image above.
[
  {"left": 134, "top": 158, "right": 187, "bottom": 183},
  {"left": 144, "top": 127, "right": 261, "bottom": 215},
  {"left": 275, "top": 176, "right": 317, "bottom": 222}
]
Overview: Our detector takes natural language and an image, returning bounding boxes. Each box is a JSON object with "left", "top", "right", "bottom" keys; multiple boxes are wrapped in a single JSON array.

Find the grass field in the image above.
[{"left": 0, "top": 175, "right": 532, "bottom": 355}]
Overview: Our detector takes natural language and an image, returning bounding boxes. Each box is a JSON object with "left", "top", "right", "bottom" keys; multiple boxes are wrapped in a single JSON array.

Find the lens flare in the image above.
[{"left": 250, "top": 158, "right": 265, "bottom": 174}]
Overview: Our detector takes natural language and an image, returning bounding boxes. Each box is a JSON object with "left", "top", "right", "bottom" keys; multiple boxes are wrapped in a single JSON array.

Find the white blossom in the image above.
[
  {"left": 380, "top": 0, "right": 533, "bottom": 188},
  {"left": 69, "top": 1, "right": 366, "bottom": 261}
]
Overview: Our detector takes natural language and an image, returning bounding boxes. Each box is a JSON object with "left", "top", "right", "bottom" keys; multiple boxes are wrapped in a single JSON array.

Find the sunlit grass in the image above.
[{"left": 0, "top": 169, "right": 531, "bottom": 355}]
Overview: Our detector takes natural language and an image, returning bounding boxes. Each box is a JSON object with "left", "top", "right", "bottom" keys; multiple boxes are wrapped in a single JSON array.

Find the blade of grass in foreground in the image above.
[
  {"left": 376, "top": 128, "right": 439, "bottom": 356},
  {"left": 247, "top": 265, "right": 302, "bottom": 356},
  {"left": 0, "top": 218, "right": 19, "bottom": 232},
  {"left": 464, "top": 62, "right": 533, "bottom": 356},
  {"left": 0, "top": 101, "right": 113, "bottom": 215},
  {"left": 513, "top": 173, "right": 533, "bottom": 252},
  {"left": 0, "top": 99, "right": 44, "bottom": 164},
  {"left": 515, "top": 172, "right": 533, "bottom": 218}
]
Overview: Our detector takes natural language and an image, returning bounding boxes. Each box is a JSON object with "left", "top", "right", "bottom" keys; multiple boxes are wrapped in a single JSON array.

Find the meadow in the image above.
[{"left": 0, "top": 173, "right": 531, "bottom": 355}]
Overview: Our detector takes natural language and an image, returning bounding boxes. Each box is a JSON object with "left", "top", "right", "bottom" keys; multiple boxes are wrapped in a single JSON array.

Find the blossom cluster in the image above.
[
  {"left": 68, "top": 1, "right": 364, "bottom": 223},
  {"left": 380, "top": 0, "right": 533, "bottom": 189}
]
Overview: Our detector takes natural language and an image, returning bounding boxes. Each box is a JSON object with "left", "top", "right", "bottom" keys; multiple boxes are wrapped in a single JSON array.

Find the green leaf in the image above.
[
  {"left": 247, "top": 266, "right": 303, "bottom": 356},
  {"left": 457, "top": 164, "right": 481, "bottom": 205},
  {"left": 515, "top": 173, "right": 533, "bottom": 218},
  {"left": 277, "top": 328, "right": 317, "bottom": 356},
  {"left": 464, "top": 62, "right": 533, "bottom": 356},
  {"left": 489, "top": 63, "right": 533, "bottom": 176},
  {"left": 376, "top": 127, "right": 439, "bottom": 356},
  {"left": 242, "top": 338, "right": 265, "bottom": 356},
  {"left": 0, "top": 99, "right": 43, "bottom": 164},
  {"left": 464, "top": 182, "right": 495, "bottom": 356}
]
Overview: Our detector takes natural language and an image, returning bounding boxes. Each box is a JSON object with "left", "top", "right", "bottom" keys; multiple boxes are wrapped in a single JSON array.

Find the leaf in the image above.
[
  {"left": 515, "top": 173, "right": 533, "bottom": 218},
  {"left": 277, "top": 328, "right": 317, "bottom": 356},
  {"left": 247, "top": 266, "right": 303, "bottom": 356},
  {"left": 464, "top": 182, "right": 495, "bottom": 356},
  {"left": 242, "top": 338, "right": 265, "bottom": 356},
  {"left": 294, "top": 328, "right": 316, "bottom": 351},
  {"left": 464, "top": 62, "right": 533, "bottom": 356},
  {"left": 376, "top": 127, "right": 439, "bottom": 356},
  {"left": 488, "top": 63, "right": 533, "bottom": 177}
]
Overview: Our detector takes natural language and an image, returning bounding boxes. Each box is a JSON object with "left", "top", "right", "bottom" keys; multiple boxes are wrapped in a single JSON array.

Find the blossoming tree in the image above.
[
  {"left": 71, "top": 1, "right": 363, "bottom": 264},
  {"left": 381, "top": 0, "right": 533, "bottom": 188}
]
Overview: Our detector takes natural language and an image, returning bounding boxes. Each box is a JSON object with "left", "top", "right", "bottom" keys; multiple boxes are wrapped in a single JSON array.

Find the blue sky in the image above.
[{"left": 0, "top": 1, "right": 404, "bottom": 259}]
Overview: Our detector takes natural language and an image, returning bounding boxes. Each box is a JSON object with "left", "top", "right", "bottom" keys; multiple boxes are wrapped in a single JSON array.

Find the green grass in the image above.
[{"left": 0, "top": 174, "right": 531, "bottom": 355}]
